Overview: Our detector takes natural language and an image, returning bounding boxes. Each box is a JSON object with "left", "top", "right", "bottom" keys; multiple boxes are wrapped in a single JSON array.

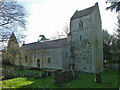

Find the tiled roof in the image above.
[
  {"left": 71, "top": 3, "right": 97, "bottom": 20},
  {"left": 21, "top": 38, "right": 67, "bottom": 50}
]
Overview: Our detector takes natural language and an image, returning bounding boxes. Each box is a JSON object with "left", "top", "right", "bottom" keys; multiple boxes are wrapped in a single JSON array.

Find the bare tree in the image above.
[
  {"left": 63, "top": 24, "right": 69, "bottom": 37},
  {"left": 50, "top": 24, "right": 70, "bottom": 40},
  {"left": 0, "top": 0, "right": 27, "bottom": 43}
]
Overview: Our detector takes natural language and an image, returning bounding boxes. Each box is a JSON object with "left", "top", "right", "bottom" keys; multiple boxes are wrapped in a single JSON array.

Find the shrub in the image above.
[
  {"left": 2, "top": 58, "right": 12, "bottom": 65},
  {"left": 2, "top": 67, "right": 17, "bottom": 80}
]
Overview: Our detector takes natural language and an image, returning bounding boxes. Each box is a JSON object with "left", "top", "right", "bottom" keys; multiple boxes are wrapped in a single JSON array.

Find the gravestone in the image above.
[
  {"left": 48, "top": 71, "right": 52, "bottom": 76},
  {"left": 94, "top": 73, "right": 102, "bottom": 83},
  {"left": 34, "top": 75, "right": 41, "bottom": 79},
  {"left": 74, "top": 71, "right": 79, "bottom": 79},
  {"left": 41, "top": 70, "right": 47, "bottom": 78},
  {"left": 54, "top": 70, "right": 73, "bottom": 84}
]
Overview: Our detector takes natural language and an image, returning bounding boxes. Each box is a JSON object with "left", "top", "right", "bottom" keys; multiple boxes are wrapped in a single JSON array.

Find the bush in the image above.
[
  {"left": 2, "top": 67, "right": 17, "bottom": 80},
  {"left": 2, "top": 58, "right": 12, "bottom": 65},
  {"left": 18, "top": 65, "right": 24, "bottom": 71}
]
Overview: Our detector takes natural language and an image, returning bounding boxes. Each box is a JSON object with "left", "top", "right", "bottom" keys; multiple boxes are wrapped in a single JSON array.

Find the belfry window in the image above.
[{"left": 79, "top": 21, "right": 83, "bottom": 28}]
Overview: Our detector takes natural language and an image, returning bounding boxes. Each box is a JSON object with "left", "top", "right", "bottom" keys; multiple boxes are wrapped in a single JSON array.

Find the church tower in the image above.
[{"left": 69, "top": 3, "right": 103, "bottom": 73}]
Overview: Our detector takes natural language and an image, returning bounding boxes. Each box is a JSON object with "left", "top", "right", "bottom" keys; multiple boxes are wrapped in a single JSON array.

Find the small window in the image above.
[
  {"left": 72, "top": 64, "right": 75, "bottom": 70},
  {"left": 80, "top": 35, "right": 81, "bottom": 40},
  {"left": 25, "top": 56, "right": 27, "bottom": 62},
  {"left": 79, "top": 21, "right": 83, "bottom": 28},
  {"left": 34, "top": 54, "right": 36, "bottom": 60},
  {"left": 65, "top": 51, "right": 68, "bottom": 59},
  {"left": 48, "top": 57, "right": 51, "bottom": 64}
]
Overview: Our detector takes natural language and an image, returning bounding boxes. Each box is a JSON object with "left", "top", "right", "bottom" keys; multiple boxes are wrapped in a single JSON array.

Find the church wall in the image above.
[
  {"left": 21, "top": 50, "right": 31, "bottom": 67},
  {"left": 70, "top": 15, "right": 91, "bottom": 32},
  {"left": 74, "top": 40, "right": 92, "bottom": 72},
  {"left": 62, "top": 45, "right": 70, "bottom": 71},
  {"left": 19, "top": 47, "right": 65, "bottom": 70},
  {"left": 71, "top": 28, "right": 91, "bottom": 42},
  {"left": 90, "top": 4, "right": 103, "bottom": 73},
  {"left": 43, "top": 47, "right": 64, "bottom": 70},
  {"left": 91, "top": 4, "right": 102, "bottom": 31},
  {"left": 70, "top": 15, "right": 93, "bottom": 72},
  {"left": 91, "top": 28, "right": 103, "bottom": 73}
]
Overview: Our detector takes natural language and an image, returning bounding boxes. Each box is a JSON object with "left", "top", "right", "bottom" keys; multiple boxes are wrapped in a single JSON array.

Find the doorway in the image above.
[{"left": 37, "top": 59, "right": 40, "bottom": 68}]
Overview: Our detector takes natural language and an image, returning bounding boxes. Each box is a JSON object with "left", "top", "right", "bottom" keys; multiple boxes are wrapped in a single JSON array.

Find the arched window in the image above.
[{"left": 79, "top": 21, "right": 83, "bottom": 28}]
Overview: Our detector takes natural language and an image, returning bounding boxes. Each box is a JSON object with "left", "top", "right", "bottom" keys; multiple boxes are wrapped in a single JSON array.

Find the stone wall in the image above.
[
  {"left": 43, "top": 47, "right": 64, "bottom": 70},
  {"left": 16, "top": 47, "right": 66, "bottom": 71},
  {"left": 70, "top": 16, "right": 92, "bottom": 72},
  {"left": 62, "top": 46, "right": 70, "bottom": 71},
  {"left": 91, "top": 28, "right": 103, "bottom": 73},
  {"left": 91, "top": 3, "right": 103, "bottom": 73}
]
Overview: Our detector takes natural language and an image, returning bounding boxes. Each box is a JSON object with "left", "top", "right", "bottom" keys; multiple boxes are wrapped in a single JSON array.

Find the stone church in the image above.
[{"left": 8, "top": 2, "right": 103, "bottom": 73}]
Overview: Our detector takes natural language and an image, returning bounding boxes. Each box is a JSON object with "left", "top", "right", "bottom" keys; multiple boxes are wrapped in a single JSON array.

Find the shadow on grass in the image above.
[
  {"left": 1, "top": 68, "right": 119, "bottom": 89},
  {"left": 19, "top": 70, "right": 118, "bottom": 89}
]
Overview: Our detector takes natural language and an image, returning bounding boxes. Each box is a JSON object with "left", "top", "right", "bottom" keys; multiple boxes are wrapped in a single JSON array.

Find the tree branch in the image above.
[
  {"left": 0, "top": 19, "right": 9, "bottom": 26},
  {"left": 0, "top": 0, "right": 5, "bottom": 6}
]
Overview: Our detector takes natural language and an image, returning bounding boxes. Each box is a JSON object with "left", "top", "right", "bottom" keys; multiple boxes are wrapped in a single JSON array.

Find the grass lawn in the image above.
[{"left": 0, "top": 67, "right": 118, "bottom": 89}]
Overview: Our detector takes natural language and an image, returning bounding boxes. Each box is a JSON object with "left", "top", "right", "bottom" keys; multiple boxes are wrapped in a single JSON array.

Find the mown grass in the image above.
[{"left": 0, "top": 67, "right": 118, "bottom": 89}]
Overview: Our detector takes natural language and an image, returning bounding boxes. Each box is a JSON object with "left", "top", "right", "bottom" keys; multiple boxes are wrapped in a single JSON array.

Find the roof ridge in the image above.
[
  {"left": 71, "top": 3, "right": 96, "bottom": 20},
  {"left": 77, "top": 5, "right": 95, "bottom": 13},
  {"left": 23, "top": 38, "right": 67, "bottom": 46},
  {"left": 22, "top": 38, "right": 67, "bottom": 50}
]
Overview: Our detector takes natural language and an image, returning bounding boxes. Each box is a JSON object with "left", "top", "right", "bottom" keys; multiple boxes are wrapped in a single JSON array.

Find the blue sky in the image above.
[{"left": 18, "top": 0, "right": 118, "bottom": 43}]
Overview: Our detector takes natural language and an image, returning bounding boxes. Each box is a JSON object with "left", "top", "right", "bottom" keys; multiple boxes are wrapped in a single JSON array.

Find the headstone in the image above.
[
  {"left": 94, "top": 73, "right": 102, "bottom": 83},
  {"left": 48, "top": 71, "right": 51, "bottom": 76},
  {"left": 34, "top": 75, "right": 41, "bottom": 79},
  {"left": 41, "top": 71, "right": 47, "bottom": 78},
  {"left": 74, "top": 71, "right": 79, "bottom": 79},
  {"left": 54, "top": 70, "right": 74, "bottom": 84}
]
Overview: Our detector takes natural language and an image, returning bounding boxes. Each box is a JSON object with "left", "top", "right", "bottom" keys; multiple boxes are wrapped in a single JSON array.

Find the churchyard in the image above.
[{"left": 0, "top": 65, "right": 118, "bottom": 89}]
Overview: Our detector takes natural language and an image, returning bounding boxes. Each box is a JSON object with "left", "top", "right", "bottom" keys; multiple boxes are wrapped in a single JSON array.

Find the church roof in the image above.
[
  {"left": 22, "top": 38, "right": 67, "bottom": 50},
  {"left": 71, "top": 3, "right": 97, "bottom": 20}
]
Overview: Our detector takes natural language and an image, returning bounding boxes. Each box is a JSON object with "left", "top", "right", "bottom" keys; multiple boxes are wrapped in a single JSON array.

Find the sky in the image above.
[{"left": 18, "top": 0, "right": 118, "bottom": 44}]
